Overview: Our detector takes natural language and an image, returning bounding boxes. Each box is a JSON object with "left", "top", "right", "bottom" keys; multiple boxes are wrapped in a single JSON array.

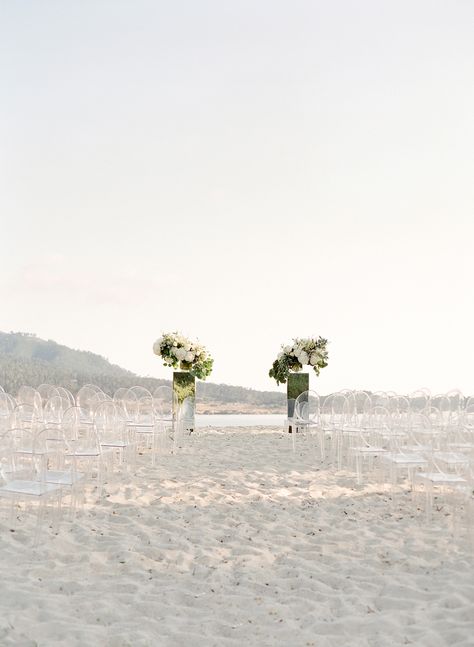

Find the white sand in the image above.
[{"left": 1, "top": 428, "right": 473, "bottom": 647}]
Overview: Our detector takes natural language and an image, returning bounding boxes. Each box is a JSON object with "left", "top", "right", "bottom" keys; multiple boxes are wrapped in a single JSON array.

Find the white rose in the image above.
[
  {"left": 176, "top": 348, "right": 187, "bottom": 361},
  {"left": 185, "top": 351, "right": 194, "bottom": 362},
  {"left": 299, "top": 351, "right": 309, "bottom": 365},
  {"left": 153, "top": 340, "right": 162, "bottom": 355},
  {"left": 283, "top": 346, "right": 291, "bottom": 354},
  {"left": 310, "top": 353, "right": 319, "bottom": 366}
]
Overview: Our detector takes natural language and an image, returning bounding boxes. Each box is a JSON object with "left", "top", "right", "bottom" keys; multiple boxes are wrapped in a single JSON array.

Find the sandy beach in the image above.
[{"left": 1, "top": 428, "right": 473, "bottom": 647}]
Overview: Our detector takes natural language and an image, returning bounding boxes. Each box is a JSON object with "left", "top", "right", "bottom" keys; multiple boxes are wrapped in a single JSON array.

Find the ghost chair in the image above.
[
  {"left": 37, "top": 384, "right": 60, "bottom": 406},
  {"left": 129, "top": 385, "right": 152, "bottom": 400},
  {"left": 0, "top": 392, "right": 16, "bottom": 432},
  {"left": 10, "top": 403, "right": 43, "bottom": 433},
  {"left": 291, "top": 390, "right": 321, "bottom": 455},
  {"left": 94, "top": 401, "right": 137, "bottom": 472},
  {"left": 128, "top": 396, "right": 161, "bottom": 465},
  {"left": 0, "top": 428, "right": 64, "bottom": 544},
  {"left": 348, "top": 406, "right": 391, "bottom": 484},
  {"left": 113, "top": 387, "right": 128, "bottom": 403},
  {"left": 43, "top": 396, "right": 70, "bottom": 433},
  {"left": 153, "top": 385, "right": 177, "bottom": 448},
  {"left": 56, "top": 386, "right": 75, "bottom": 407},
  {"left": 62, "top": 406, "right": 112, "bottom": 499},
  {"left": 415, "top": 442, "right": 470, "bottom": 524}
]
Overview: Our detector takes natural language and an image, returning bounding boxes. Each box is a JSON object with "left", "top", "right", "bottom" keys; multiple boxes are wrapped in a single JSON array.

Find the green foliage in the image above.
[
  {"left": 269, "top": 336, "right": 329, "bottom": 385},
  {"left": 153, "top": 332, "right": 213, "bottom": 380},
  {"left": 269, "top": 355, "right": 302, "bottom": 386}
]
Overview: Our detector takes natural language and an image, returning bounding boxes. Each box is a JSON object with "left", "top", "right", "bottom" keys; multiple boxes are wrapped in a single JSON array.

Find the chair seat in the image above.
[
  {"left": 0, "top": 480, "right": 62, "bottom": 497},
  {"left": 43, "top": 471, "right": 85, "bottom": 486},
  {"left": 350, "top": 446, "right": 387, "bottom": 454},
  {"left": 433, "top": 452, "right": 469, "bottom": 465},
  {"left": 383, "top": 453, "right": 427, "bottom": 465},
  {"left": 69, "top": 449, "right": 100, "bottom": 457},
  {"left": 417, "top": 472, "right": 466, "bottom": 484},
  {"left": 127, "top": 422, "right": 154, "bottom": 428},
  {"left": 100, "top": 440, "right": 136, "bottom": 448}
]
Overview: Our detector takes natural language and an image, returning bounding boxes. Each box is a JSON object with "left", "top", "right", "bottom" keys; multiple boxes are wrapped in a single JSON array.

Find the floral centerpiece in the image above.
[
  {"left": 153, "top": 332, "right": 213, "bottom": 380},
  {"left": 269, "top": 336, "right": 329, "bottom": 385}
]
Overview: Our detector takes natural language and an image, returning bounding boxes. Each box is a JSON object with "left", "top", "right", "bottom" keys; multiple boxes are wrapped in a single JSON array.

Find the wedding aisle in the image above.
[{"left": 1, "top": 429, "right": 473, "bottom": 647}]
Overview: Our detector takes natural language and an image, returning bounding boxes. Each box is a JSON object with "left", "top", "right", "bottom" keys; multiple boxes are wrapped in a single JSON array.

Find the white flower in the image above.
[
  {"left": 152, "top": 340, "right": 162, "bottom": 355},
  {"left": 283, "top": 346, "right": 291, "bottom": 354},
  {"left": 176, "top": 347, "right": 187, "bottom": 361},
  {"left": 185, "top": 351, "right": 194, "bottom": 362},
  {"left": 310, "top": 353, "right": 319, "bottom": 366},
  {"left": 299, "top": 351, "right": 309, "bottom": 365}
]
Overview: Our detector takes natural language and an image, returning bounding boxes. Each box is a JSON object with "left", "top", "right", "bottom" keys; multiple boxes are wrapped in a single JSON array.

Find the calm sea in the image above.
[{"left": 195, "top": 414, "right": 285, "bottom": 428}]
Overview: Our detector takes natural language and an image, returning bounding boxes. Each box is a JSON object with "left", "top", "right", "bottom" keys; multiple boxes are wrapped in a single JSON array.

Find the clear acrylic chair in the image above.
[
  {"left": 291, "top": 390, "right": 321, "bottom": 454},
  {"left": 10, "top": 403, "right": 43, "bottom": 433},
  {"left": 128, "top": 396, "right": 160, "bottom": 465},
  {"left": 153, "top": 386, "right": 176, "bottom": 448},
  {"left": 43, "top": 395, "right": 70, "bottom": 432},
  {"left": 17, "top": 386, "right": 40, "bottom": 406},
  {"left": 56, "top": 386, "right": 75, "bottom": 407},
  {"left": 121, "top": 388, "right": 139, "bottom": 422},
  {"left": 37, "top": 384, "right": 60, "bottom": 406},
  {"left": 322, "top": 392, "right": 351, "bottom": 469},
  {"left": 35, "top": 427, "right": 86, "bottom": 520},
  {"left": 348, "top": 406, "right": 391, "bottom": 484},
  {"left": 0, "top": 392, "right": 16, "bottom": 432},
  {"left": 415, "top": 444, "right": 469, "bottom": 523},
  {"left": 129, "top": 385, "right": 152, "bottom": 400},
  {"left": 64, "top": 407, "right": 112, "bottom": 499},
  {"left": 76, "top": 385, "right": 105, "bottom": 425},
  {"left": 113, "top": 387, "right": 128, "bottom": 403},
  {"left": 382, "top": 412, "right": 428, "bottom": 492},
  {"left": 94, "top": 401, "right": 137, "bottom": 471},
  {"left": 0, "top": 428, "right": 64, "bottom": 544}
]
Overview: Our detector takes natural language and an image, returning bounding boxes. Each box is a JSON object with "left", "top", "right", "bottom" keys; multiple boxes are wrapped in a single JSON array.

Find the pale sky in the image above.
[{"left": 1, "top": 1, "right": 473, "bottom": 395}]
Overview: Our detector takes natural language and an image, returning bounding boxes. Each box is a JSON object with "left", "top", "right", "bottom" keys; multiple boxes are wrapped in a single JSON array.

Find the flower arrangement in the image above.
[
  {"left": 153, "top": 332, "right": 213, "bottom": 380},
  {"left": 269, "top": 336, "right": 329, "bottom": 385}
]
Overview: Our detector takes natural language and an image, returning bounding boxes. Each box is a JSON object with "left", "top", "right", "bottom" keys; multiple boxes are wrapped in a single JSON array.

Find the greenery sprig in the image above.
[
  {"left": 269, "top": 336, "right": 329, "bottom": 385},
  {"left": 153, "top": 332, "right": 213, "bottom": 380}
]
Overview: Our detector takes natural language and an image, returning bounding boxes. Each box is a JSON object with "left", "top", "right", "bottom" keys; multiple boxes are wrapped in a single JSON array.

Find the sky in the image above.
[{"left": 1, "top": 0, "right": 473, "bottom": 395}]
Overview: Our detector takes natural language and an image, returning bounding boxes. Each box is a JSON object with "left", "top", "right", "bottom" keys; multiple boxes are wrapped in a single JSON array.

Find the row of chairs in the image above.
[
  {"left": 288, "top": 388, "right": 473, "bottom": 458},
  {"left": 288, "top": 388, "right": 474, "bottom": 537},
  {"left": 0, "top": 383, "right": 194, "bottom": 543}
]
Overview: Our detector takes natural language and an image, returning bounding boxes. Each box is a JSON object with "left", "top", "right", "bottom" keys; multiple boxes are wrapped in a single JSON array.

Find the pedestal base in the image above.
[
  {"left": 173, "top": 371, "right": 196, "bottom": 432},
  {"left": 287, "top": 372, "right": 309, "bottom": 433}
]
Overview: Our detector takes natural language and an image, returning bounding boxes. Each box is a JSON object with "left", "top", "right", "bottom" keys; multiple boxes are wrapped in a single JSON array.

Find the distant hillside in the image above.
[{"left": 0, "top": 332, "right": 285, "bottom": 413}]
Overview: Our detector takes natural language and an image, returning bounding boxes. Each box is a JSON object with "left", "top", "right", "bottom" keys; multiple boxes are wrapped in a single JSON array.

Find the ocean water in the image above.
[{"left": 195, "top": 414, "right": 285, "bottom": 428}]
